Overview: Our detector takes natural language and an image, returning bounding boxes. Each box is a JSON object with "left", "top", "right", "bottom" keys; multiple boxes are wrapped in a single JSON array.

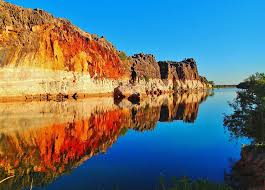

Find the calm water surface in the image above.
[{"left": 0, "top": 89, "right": 250, "bottom": 189}]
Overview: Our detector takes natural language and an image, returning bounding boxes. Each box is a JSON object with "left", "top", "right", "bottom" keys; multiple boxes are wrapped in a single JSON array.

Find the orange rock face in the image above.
[
  {"left": 0, "top": 1, "right": 129, "bottom": 79},
  {"left": 0, "top": 2, "right": 212, "bottom": 99}
]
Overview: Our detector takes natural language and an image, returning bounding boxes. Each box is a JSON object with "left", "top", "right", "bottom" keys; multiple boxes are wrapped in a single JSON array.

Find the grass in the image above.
[{"left": 0, "top": 175, "right": 15, "bottom": 184}]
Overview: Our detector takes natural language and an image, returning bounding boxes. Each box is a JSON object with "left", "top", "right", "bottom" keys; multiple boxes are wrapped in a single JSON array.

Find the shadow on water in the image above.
[{"left": 0, "top": 91, "right": 210, "bottom": 189}]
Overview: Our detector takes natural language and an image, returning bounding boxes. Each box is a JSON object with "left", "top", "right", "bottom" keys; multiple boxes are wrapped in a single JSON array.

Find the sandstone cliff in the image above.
[
  {"left": 0, "top": 1, "right": 211, "bottom": 101},
  {"left": 130, "top": 53, "right": 161, "bottom": 80},
  {"left": 0, "top": 1, "right": 130, "bottom": 99},
  {"left": 115, "top": 55, "right": 212, "bottom": 100},
  {"left": 0, "top": 1, "right": 128, "bottom": 78},
  {"left": 158, "top": 58, "right": 211, "bottom": 90}
]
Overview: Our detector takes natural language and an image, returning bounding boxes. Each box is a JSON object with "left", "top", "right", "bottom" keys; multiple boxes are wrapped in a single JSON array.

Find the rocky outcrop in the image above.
[
  {"left": 159, "top": 58, "right": 199, "bottom": 81},
  {"left": 114, "top": 56, "right": 212, "bottom": 101},
  {"left": 158, "top": 59, "right": 212, "bottom": 91},
  {"left": 0, "top": 1, "right": 211, "bottom": 101},
  {"left": 130, "top": 53, "right": 161, "bottom": 80}
]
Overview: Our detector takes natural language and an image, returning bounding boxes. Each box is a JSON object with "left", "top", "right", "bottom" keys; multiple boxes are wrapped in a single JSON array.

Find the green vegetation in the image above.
[
  {"left": 208, "top": 81, "right": 215, "bottom": 86},
  {"left": 143, "top": 75, "right": 150, "bottom": 82},
  {"left": 205, "top": 80, "right": 237, "bottom": 88},
  {"left": 118, "top": 51, "right": 127, "bottom": 61},
  {"left": 224, "top": 73, "right": 265, "bottom": 143},
  {"left": 119, "top": 127, "right": 128, "bottom": 136},
  {"left": 159, "top": 177, "right": 233, "bottom": 190},
  {"left": 214, "top": 85, "right": 237, "bottom": 88}
]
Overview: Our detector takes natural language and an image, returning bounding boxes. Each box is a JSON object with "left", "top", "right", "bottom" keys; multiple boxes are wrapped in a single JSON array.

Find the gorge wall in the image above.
[{"left": 0, "top": 1, "right": 212, "bottom": 101}]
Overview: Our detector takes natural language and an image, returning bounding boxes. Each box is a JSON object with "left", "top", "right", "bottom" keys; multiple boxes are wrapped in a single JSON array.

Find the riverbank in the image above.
[{"left": 214, "top": 85, "right": 237, "bottom": 88}]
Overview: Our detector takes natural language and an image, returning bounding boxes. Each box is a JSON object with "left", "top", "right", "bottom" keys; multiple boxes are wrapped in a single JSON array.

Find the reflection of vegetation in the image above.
[
  {"left": 159, "top": 176, "right": 233, "bottom": 190},
  {"left": 224, "top": 73, "right": 265, "bottom": 190},
  {"left": 214, "top": 85, "right": 237, "bottom": 88},
  {"left": 224, "top": 73, "right": 265, "bottom": 143},
  {"left": 0, "top": 171, "right": 69, "bottom": 190},
  {"left": 226, "top": 144, "right": 265, "bottom": 190}
]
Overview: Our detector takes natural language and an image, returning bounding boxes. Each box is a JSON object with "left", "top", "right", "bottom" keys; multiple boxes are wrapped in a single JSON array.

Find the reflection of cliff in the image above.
[
  {"left": 0, "top": 92, "right": 209, "bottom": 189},
  {"left": 160, "top": 91, "right": 208, "bottom": 123},
  {"left": 0, "top": 99, "right": 131, "bottom": 189},
  {"left": 226, "top": 145, "right": 265, "bottom": 190}
]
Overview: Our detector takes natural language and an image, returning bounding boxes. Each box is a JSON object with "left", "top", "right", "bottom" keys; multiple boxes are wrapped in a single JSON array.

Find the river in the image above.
[{"left": 0, "top": 89, "right": 252, "bottom": 189}]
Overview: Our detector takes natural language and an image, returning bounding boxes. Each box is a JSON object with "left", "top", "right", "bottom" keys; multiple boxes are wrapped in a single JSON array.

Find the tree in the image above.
[{"left": 224, "top": 73, "right": 265, "bottom": 142}]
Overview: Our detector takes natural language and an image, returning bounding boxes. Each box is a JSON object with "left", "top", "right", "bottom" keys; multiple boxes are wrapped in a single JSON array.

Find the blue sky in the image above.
[{"left": 6, "top": 0, "right": 265, "bottom": 84}]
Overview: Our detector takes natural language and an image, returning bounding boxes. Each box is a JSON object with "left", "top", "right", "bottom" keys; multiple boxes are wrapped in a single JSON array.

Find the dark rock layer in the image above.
[{"left": 158, "top": 58, "right": 200, "bottom": 81}]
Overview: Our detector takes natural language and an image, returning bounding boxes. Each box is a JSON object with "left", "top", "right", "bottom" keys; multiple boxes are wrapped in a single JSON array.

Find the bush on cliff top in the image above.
[{"left": 118, "top": 51, "right": 127, "bottom": 61}]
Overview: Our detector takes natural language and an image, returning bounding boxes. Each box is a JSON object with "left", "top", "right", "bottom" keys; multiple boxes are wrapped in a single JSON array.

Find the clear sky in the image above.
[{"left": 6, "top": 0, "right": 265, "bottom": 84}]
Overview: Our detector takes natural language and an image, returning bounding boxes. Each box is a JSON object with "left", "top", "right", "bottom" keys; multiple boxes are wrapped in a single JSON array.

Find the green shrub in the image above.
[
  {"left": 143, "top": 75, "right": 150, "bottom": 82},
  {"left": 118, "top": 51, "right": 127, "bottom": 61}
]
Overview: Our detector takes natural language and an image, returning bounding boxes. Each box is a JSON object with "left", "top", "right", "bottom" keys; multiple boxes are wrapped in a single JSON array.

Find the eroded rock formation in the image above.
[
  {"left": 158, "top": 59, "right": 211, "bottom": 91},
  {"left": 0, "top": 1, "right": 211, "bottom": 101},
  {"left": 115, "top": 55, "right": 212, "bottom": 101},
  {"left": 0, "top": 1, "right": 130, "bottom": 99},
  {"left": 130, "top": 53, "right": 161, "bottom": 80},
  {"left": 0, "top": 1, "right": 128, "bottom": 78}
]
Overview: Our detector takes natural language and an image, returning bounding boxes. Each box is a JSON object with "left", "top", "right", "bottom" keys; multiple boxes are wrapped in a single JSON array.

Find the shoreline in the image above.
[
  {"left": 0, "top": 88, "right": 212, "bottom": 103},
  {"left": 0, "top": 92, "right": 113, "bottom": 103}
]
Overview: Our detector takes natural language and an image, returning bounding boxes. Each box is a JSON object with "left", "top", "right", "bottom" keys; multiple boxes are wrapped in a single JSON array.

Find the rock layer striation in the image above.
[{"left": 0, "top": 1, "right": 212, "bottom": 100}]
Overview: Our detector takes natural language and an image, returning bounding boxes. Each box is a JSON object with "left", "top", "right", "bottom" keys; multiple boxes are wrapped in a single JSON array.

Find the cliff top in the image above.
[
  {"left": 0, "top": 0, "right": 129, "bottom": 79},
  {"left": 0, "top": 1, "right": 55, "bottom": 29},
  {"left": 0, "top": 1, "right": 109, "bottom": 43},
  {"left": 159, "top": 58, "right": 197, "bottom": 68}
]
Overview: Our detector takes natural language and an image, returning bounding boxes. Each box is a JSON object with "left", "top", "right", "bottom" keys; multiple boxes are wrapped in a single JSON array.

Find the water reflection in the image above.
[
  {"left": 0, "top": 91, "right": 209, "bottom": 189},
  {"left": 224, "top": 76, "right": 265, "bottom": 190},
  {"left": 226, "top": 145, "right": 265, "bottom": 190}
]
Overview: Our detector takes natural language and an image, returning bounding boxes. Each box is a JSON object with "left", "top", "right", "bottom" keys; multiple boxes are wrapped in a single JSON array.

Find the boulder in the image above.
[{"left": 128, "top": 93, "right": 140, "bottom": 104}]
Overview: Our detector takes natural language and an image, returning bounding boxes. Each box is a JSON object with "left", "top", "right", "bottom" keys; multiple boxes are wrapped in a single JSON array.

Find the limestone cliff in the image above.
[{"left": 0, "top": 1, "right": 211, "bottom": 101}]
